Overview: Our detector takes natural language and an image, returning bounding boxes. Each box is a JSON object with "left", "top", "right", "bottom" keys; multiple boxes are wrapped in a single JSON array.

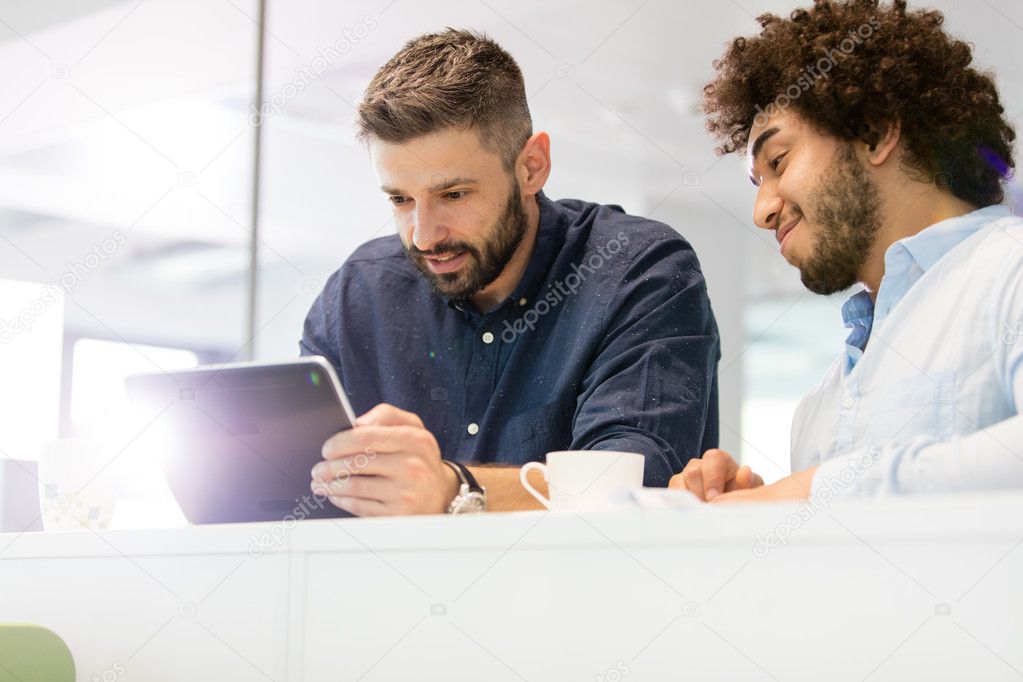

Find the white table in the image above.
[{"left": 2, "top": 493, "right": 1022, "bottom": 681}]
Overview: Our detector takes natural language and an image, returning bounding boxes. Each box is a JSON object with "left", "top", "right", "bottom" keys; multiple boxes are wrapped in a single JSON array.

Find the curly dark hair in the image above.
[{"left": 703, "top": 0, "right": 1016, "bottom": 207}]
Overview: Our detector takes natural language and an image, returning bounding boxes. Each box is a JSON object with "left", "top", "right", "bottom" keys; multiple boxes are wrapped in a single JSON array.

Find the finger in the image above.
[
  {"left": 725, "top": 466, "right": 747, "bottom": 492},
  {"left": 355, "top": 403, "right": 424, "bottom": 428},
  {"left": 312, "top": 451, "right": 401, "bottom": 482},
  {"left": 321, "top": 425, "right": 434, "bottom": 460},
  {"left": 681, "top": 459, "right": 706, "bottom": 501},
  {"left": 729, "top": 466, "right": 766, "bottom": 491},
  {"left": 727, "top": 465, "right": 762, "bottom": 492},
  {"left": 328, "top": 495, "right": 390, "bottom": 517},
  {"left": 668, "top": 471, "right": 686, "bottom": 490},
  {"left": 701, "top": 449, "right": 739, "bottom": 501},
  {"left": 312, "top": 473, "right": 393, "bottom": 501}
]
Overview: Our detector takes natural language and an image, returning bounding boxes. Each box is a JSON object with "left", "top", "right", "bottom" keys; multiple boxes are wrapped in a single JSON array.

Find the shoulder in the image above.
[
  {"left": 326, "top": 234, "right": 421, "bottom": 291},
  {"left": 956, "top": 214, "right": 1023, "bottom": 269},
  {"left": 345, "top": 234, "right": 411, "bottom": 269},
  {"left": 550, "top": 196, "right": 701, "bottom": 273},
  {"left": 944, "top": 215, "right": 1023, "bottom": 319}
]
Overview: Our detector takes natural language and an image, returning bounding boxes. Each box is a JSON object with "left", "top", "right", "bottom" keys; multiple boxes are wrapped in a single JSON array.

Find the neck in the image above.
[
  {"left": 859, "top": 187, "right": 979, "bottom": 301},
  {"left": 470, "top": 195, "right": 541, "bottom": 312}
]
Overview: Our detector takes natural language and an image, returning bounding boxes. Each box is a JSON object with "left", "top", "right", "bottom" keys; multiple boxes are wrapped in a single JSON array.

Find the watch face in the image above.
[{"left": 452, "top": 491, "right": 487, "bottom": 514}]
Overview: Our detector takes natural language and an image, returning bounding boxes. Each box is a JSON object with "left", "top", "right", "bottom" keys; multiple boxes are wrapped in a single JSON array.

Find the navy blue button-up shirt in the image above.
[{"left": 300, "top": 192, "right": 720, "bottom": 486}]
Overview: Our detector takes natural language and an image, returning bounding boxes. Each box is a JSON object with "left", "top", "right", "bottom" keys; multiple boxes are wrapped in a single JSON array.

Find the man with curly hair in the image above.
[{"left": 671, "top": 0, "right": 1023, "bottom": 502}]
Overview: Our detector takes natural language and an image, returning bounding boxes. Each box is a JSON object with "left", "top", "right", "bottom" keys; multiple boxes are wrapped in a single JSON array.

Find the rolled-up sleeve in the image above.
[{"left": 570, "top": 236, "right": 720, "bottom": 487}]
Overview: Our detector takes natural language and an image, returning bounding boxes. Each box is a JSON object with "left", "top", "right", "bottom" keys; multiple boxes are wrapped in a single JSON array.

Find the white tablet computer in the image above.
[{"left": 125, "top": 356, "right": 356, "bottom": 524}]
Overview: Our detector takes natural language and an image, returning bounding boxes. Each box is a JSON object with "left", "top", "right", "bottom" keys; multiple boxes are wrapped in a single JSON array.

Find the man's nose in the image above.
[
  {"left": 411, "top": 204, "right": 448, "bottom": 252},
  {"left": 753, "top": 186, "right": 783, "bottom": 231}
]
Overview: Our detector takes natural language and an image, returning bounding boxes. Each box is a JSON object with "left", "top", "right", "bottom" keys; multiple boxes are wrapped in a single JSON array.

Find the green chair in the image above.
[{"left": 0, "top": 625, "right": 75, "bottom": 681}]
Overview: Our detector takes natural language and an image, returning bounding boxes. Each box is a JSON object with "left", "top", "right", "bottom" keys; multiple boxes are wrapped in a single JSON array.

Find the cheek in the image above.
[
  {"left": 778, "top": 168, "right": 810, "bottom": 210},
  {"left": 445, "top": 205, "right": 487, "bottom": 242},
  {"left": 391, "top": 212, "right": 416, "bottom": 248}
]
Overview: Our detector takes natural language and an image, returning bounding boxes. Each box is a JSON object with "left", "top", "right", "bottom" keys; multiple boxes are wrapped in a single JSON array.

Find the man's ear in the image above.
[
  {"left": 863, "top": 120, "right": 901, "bottom": 167},
  {"left": 516, "top": 131, "right": 551, "bottom": 195}
]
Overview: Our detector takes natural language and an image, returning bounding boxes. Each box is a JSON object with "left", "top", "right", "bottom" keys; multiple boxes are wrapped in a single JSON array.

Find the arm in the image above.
[
  {"left": 568, "top": 235, "right": 721, "bottom": 486},
  {"left": 809, "top": 248, "right": 1023, "bottom": 499},
  {"left": 311, "top": 404, "right": 548, "bottom": 514},
  {"left": 466, "top": 466, "right": 546, "bottom": 512},
  {"left": 716, "top": 248, "right": 1023, "bottom": 502}
]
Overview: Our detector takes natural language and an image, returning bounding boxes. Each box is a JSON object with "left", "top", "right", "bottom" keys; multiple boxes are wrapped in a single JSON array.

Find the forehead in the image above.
[
  {"left": 748, "top": 109, "right": 798, "bottom": 158},
  {"left": 369, "top": 128, "right": 503, "bottom": 186}
]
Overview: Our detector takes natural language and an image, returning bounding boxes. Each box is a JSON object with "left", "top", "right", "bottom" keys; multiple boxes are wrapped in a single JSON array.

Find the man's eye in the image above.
[
  {"left": 444, "top": 191, "right": 466, "bottom": 200},
  {"left": 769, "top": 153, "right": 787, "bottom": 173},
  {"left": 389, "top": 195, "right": 408, "bottom": 205}
]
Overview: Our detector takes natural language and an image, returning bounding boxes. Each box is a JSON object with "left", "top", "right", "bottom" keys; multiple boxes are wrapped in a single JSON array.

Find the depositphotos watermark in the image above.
[
  {"left": 751, "top": 446, "right": 881, "bottom": 559},
  {"left": 594, "top": 661, "right": 630, "bottom": 682},
  {"left": 249, "top": 15, "right": 378, "bottom": 127},
  {"left": 247, "top": 447, "right": 378, "bottom": 557},
  {"left": 89, "top": 661, "right": 126, "bottom": 682},
  {"left": 500, "top": 230, "right": 630, "bottom": 343},
  {"left": 247, "top": 493, "right": 329, "bottom": 558},
  {"left": 752, "top": 15, "right": 881, "bottom": 128},
  {"left": 0, "top": 230, "right": 127, "bottom": 344},
  {"left": 1002, "top": 320, "right": 1022, "bottom": 346}
]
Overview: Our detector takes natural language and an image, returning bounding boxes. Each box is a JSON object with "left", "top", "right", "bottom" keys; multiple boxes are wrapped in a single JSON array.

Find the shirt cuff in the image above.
[{"left": 585, "top": 435, "right": 675, "bottom": 487}]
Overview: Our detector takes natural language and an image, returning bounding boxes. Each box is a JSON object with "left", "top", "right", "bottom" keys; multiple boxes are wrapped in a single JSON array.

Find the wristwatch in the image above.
[{"left": 441, "top": 460, "right": 487, "bottom": 514}]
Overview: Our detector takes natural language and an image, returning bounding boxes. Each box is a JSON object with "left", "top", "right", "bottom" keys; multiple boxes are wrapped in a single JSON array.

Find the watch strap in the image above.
[{"left": 443, "top": 460, "right": 484, "bottom": 494}]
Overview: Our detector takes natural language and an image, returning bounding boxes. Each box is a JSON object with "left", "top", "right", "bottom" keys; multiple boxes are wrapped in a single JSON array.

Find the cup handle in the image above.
[{"left": 519, "top": 462, "right": 551, "bottom": 509}]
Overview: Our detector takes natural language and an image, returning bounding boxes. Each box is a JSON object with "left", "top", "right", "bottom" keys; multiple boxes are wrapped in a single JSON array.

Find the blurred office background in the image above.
[{"left": 1, "top": 0, "right": 1021, "bottom": 511}]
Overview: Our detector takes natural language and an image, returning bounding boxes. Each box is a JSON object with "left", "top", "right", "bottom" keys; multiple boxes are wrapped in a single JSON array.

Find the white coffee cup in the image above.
[
  {"left": 519, "top": 450, "right": 645, "bottom": 512},
  {"left": 37, "top": 439, "right": 118, "bottom": 531}
]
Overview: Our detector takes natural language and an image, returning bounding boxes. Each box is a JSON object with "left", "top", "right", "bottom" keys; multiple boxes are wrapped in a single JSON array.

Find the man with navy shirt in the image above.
[{"left": 302, "top": 29, "right": 720, "bottom": 515}]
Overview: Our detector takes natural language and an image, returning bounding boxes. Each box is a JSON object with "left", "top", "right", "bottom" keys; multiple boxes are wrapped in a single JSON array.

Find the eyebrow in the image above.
[
  {"left": 748, "top": 127, "right": 781, "bottom": 186},
  {"left": 380, "top": 176, "right": 479, "bottom": 195}
]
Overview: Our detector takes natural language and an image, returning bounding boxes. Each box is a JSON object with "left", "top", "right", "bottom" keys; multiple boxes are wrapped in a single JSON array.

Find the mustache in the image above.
[
  {"left": 408, "top": 241, "right": 479, "bottom": 258},
  {"left": 774, "top": 204, "right": 805, "bottom": 231}
]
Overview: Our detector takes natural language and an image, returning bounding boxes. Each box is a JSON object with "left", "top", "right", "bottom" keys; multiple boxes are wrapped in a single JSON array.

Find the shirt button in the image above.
[
  {"left": 467, "top": 423, "right": 480, "bottom": 435},
  {"left": 842, "top": 396, "right": 856, "bottom": 409},
  {"left": 518, "top": 297, "right": 527, "bottom": 306},
  {"left": 481, "top": 332, "right": 495, "bottom": 344}
]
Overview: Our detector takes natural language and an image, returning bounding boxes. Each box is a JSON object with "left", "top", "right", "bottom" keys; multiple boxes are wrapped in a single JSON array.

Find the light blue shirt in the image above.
[{"left": 791, "top": 205, "right": 1023, "bottom": 498}]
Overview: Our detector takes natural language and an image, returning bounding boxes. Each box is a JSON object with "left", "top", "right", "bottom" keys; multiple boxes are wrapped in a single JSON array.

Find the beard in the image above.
[
  {"left": 797, "top": 144, "right": 884, "bottom": 295},
  {"left": 405, "top": 179, "right": 529, "bottom": 301}
]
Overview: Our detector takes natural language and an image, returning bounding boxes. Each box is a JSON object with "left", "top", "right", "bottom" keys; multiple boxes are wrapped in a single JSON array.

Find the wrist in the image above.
[
  {"left": 440, "top": 460, "right": 461, "bottom": 508},
  {"left": 440, "top": 460, "right": 487, "bottom": 514}
]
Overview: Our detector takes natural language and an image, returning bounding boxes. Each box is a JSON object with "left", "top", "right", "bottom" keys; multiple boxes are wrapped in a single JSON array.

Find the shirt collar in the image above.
[
  {"left": 446, "top": 190, "right": 562, "bottom": 315},
  {"left": 838, "top": 204, "right": 1011, "bottom": 370},
  {"left": 897, "top": 204, "right": 1012, "bottom": 273},
  {"left": 841, "top": 288, "right": 874, "bottom": 329},
  {"left": 507, "top": 190, "right": 561, "bottom": 307},
  {"left": 841, "top": 288, "right": 875, "bottom": 367}
]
